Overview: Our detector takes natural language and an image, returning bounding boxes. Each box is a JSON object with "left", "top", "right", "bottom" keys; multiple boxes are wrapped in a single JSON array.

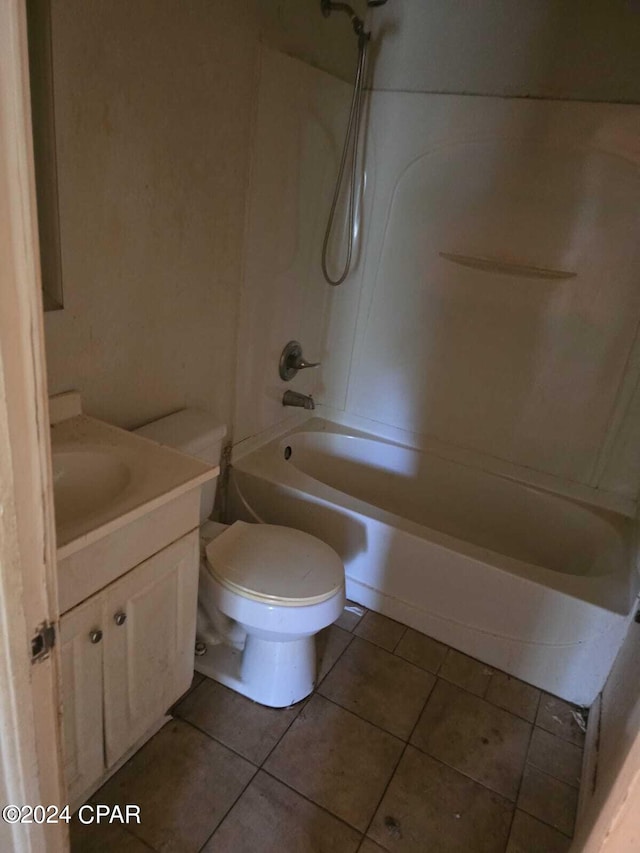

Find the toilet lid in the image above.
[{"left": 204, "top": 521, "right": 344, "bottom": 606}]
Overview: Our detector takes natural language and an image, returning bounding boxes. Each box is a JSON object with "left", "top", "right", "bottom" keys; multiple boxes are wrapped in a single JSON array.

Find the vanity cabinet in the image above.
[{"left": 60, "top": 531, "right": 199, "bottom": 804}]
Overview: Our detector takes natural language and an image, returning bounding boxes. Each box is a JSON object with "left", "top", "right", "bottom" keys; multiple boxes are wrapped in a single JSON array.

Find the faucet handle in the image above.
[
  {"left": 294, "top": 356, "right": 321, "bottom": 371},
  {"left": 279, "top": 341, "right": 321, "bottom": 381}
]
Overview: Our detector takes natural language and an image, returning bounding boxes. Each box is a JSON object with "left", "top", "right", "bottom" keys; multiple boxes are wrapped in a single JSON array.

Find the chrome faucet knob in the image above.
[{"left": 279, "top": 341, "right": 321, "bottom": 381}]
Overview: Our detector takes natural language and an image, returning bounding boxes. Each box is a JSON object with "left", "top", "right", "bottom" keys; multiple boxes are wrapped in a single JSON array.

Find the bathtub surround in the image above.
[
  {"left": 318, "top": 94, "right": 640, "bottom": 507},
  {"left": 230, "top": 53, "right": 640, "bottom": 710},
  {"left": 231, "top": 51, "right": 640, "bottom": 521}
]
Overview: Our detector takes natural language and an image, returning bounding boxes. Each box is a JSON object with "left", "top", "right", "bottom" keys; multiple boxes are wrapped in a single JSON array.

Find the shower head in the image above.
[
  {"left": 320, "top": 1, "right": 389, "bottom": 37},
  {"left": 321, "top": 0, "right": 388, "bottom": 35},
  {"left": 321, "top": 1, "right": 366, "bottom": 36}
]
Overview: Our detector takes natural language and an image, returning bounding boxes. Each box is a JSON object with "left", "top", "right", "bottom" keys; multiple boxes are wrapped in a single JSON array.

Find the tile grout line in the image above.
[
  {"left": 421, "top": 674, "right": 560, "bottom": 788},
  {"left": 176, "top": 715, "right": 264, "bottom": 767},
  {"left": 176, "top": 628, "right": 357, "bottom": 770},
  {"left": 257, "top": 626, "right": 357, "bottom": 769},
  {"left": 314, "top": 692, "right": 408, "bottom": 745},
  {"left": 196, "top": 766, "right": 259, "bottom": 853},
  {"left": 527, "top": 687, "right": 588, "bottom": 792},
  {"left": 515, "top": 763, "right": 578, "bottom": 840},
  {"left": 515, "top": 804, "right": 574, "bottom": 842},
  {"left": 259, "top": 768, "right": 370, "bottom": 841},
  {"left": 184, "top": 634, "right": 362, "bottom": 853},
  {"left": 246, "top": 613, "right": 433, "bottom": 847},
  {"left": 405, "top": 682, "right": 524, "bottom": 806},
  {"left": 316, "top": 632, "right": 355, "bottom": 689},
  {"left": 258, "top": 698, "right": 313, "bottom": 769},
  {"left": 431, "top": 670, "right": 538, "bottom": 725},
  {"left": 432, "top": 650, "right": 446, "bottom": 676},
  {"left": 315, "top": 680, "right": 435, "bottom": 743},
  {"left": 503, "top": 701, "right": 539, "bottom": 850},
  {"left": 535, "top": 719, "right": 587, "bottom": 749},
  {"left": 117, "top": 826, "right": 157, "bottom": 852},
  {"left": 357, "top": 667, "right": 439, "bottom": 848},
  {"left": 102, "top": 612, "right": 357, "bottom": 851},
  {"left": 345, "top": 605, "right": 589, "bottom": 731},
  {"left": 390, "top": 622, "right": 408, "bottom": 654},
  {"left": 481, "top": 666, "right": 494, "bottom": 699},
  {"left": 321, "top": 651, "right": 583, "bottom": 802},
  {"left": 337, "top": 602, "right": 368, "bottom": 634},
  {"left": 178, "top": 628, "right": 359, "bottom": 765},
  {"left": 403, "top": 673, "right": 574, "bottom": 828},
  {"left": 382, "top": 614, "right": 586, "bottom": 735},
  {"left": 306, "top": 673, "right": 501, "bottom": 836},
  {"left": 426, "top": 657, "right": 571, "bottom": 737},
  {"left": 163, "top": 718, "right": 263, "bottom": 852},
  {"left": 526, "top": 735, "right": 583, "bottom": 790},
  {"left": 168, "top": 674, "right": 206, "bottom": 716},
  {"left": 354, "top": 634, "right": 447, "bottom": 679}
]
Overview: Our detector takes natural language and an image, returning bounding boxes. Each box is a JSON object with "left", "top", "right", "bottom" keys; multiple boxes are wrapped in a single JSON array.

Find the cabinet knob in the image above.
[
  {"left": 114, "top": 611, "right": 127, "bottom": 626},
  {"left": 89, "top": 630, "right": 103, "bottom": 644}
]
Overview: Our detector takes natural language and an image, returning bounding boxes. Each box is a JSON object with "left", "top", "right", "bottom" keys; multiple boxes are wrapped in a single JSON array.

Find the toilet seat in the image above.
[{"left": 205, "top": 520, "right": 343, "bottom": 607}]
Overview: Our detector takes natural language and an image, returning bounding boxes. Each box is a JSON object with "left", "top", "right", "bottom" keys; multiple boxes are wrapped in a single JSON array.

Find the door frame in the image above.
[{"left": 0, "top": 1, "right": 66, "bottom": 850}]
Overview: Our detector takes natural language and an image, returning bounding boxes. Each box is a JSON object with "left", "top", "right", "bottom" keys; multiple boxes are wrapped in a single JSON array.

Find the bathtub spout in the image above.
[{"left": 282, "top": 390, "right": 315, "bottom": 410}]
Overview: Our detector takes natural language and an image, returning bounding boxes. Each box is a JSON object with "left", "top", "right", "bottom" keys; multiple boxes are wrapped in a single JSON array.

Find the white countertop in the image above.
[{"left": 51, "top": 414, "right": 218, "bottom": 560}]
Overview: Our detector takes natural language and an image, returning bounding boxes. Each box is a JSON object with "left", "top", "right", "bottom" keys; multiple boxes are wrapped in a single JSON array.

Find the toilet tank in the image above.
[{"left": 134, "top": 409, "right": 227, "bottom": 523}]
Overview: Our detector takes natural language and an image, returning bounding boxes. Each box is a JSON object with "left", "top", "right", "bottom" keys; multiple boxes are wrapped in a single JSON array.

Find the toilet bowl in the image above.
[
  {"left": 134, "top": 409, "right": 345, "bottom": 708},
  {"left": 196, "top": 520, "right": 344, "bottom": 707}
]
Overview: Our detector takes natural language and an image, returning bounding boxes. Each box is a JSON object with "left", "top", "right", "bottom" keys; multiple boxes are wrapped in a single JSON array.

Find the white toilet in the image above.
[{"left": 135, "top": 409, "right": 345, "bottom": 708}]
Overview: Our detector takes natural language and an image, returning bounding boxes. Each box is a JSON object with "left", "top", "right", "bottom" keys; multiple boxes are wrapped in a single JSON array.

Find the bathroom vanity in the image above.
[{"left": 50, "top": 397, "right": 217, "bottom": 806}]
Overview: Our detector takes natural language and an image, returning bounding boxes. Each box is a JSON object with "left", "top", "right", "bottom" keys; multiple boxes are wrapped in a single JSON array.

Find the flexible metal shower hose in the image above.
[{"left": 321, "top": 33, "right": 368, "bottom": 286}]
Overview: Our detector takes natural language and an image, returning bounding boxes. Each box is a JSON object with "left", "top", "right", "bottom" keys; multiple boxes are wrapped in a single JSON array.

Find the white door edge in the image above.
[{"left": 0, "top": 1, "right": 66, "bottom": 851}]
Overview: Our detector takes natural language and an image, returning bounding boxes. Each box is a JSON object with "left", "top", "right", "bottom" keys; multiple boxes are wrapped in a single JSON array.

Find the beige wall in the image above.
[
  {"left": 43, "top": 0, "right": 361, "bottom": 432},
  {"left": 368, "top": 0, "right": 640, "bottom": 102}
]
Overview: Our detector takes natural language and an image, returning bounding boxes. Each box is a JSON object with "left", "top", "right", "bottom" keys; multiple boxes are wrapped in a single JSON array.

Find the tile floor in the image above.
[{"left": 71, "top": 603, "right": 586, "bottom": 853}]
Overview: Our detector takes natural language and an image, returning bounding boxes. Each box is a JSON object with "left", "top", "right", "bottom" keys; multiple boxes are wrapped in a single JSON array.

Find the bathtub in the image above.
[{"left": 229, "top": 418, "right": 638, "bottom": 705}]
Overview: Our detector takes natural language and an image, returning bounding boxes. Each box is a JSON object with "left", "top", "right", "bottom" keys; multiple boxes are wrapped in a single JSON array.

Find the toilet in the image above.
[{"left": 135, "top": 409, "right": 345, "bottom": 707}]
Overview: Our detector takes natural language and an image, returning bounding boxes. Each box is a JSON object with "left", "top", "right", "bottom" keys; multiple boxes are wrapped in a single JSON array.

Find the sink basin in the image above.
[
  {"left": 50, "top": 413, "right": 217, "bottom": 561},
  {"left": 52, "top": 448, "right": 132, "bottom": 529}
]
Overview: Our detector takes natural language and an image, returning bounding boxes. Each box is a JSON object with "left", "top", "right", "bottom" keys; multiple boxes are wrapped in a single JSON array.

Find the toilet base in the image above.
[{"left": 194, "top": 633, "right": 316, "bottom": 708}]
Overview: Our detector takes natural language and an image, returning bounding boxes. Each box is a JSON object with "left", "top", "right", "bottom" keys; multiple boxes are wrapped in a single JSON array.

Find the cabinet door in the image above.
[
  {"left": 59, "top": 595, "right": 104, "bottom": 804},
  {"left": 103, "top": 531, "right": 199, "bottom": 766}
]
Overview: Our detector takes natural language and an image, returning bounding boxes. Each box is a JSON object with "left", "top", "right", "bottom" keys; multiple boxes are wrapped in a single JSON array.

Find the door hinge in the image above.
[{"left": 31, "top": 621, "right": 56, "bottom": 663}]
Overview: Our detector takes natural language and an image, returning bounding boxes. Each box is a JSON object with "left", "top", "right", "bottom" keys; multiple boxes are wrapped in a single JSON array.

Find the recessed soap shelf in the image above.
[{"left": 439, "top": 252, "right": 576, "bottom": 281}]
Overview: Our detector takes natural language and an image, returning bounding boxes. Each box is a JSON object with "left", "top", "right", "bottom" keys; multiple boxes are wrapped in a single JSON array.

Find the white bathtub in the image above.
[{"left": 230, "top": 418, "right": 638, "bottom": 705}]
